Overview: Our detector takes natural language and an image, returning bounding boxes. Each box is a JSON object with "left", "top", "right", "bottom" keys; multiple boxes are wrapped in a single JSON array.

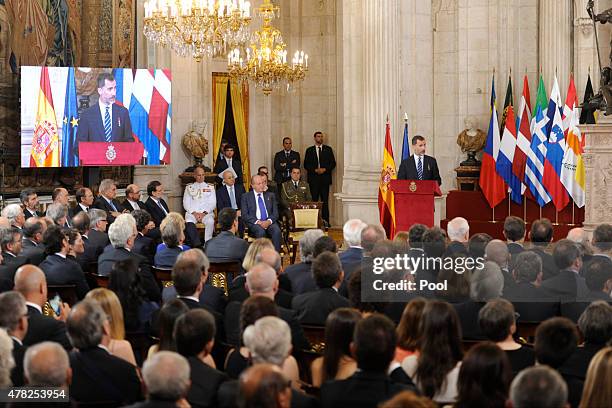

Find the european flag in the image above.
[
  {"left": 401, "top": 121, "right": 410, "bottom": 161},
  {"left": 61, "top": 67, "right": 79, "bottom": 167}
]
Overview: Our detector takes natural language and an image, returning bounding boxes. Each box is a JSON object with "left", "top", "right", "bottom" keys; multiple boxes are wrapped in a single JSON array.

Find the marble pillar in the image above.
[{"left": 539, "top": 0, "right": 572, "bottom": 92}]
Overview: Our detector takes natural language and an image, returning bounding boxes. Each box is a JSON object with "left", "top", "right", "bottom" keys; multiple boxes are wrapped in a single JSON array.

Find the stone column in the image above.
[{"left": 539, "top": 0, "right": 573, "bottom": 92}]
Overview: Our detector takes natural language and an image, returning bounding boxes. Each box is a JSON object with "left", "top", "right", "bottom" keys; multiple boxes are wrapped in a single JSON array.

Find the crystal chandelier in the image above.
[
  {"left": 227, "top": 0, "right": 308, "bottom": 95},
  {"left": 143, "top": 0, "right": 252, "bottom": 62}
]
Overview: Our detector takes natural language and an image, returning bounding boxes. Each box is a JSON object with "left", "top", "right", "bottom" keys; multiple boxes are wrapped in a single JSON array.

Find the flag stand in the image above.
[{"left": 523, "top": 198, "right": 527, "bottom": 223}]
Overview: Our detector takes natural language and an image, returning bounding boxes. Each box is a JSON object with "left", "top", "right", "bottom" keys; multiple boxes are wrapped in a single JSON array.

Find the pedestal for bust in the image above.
[
  {"left": 579, "top": 117, "right": 612, "bottom": 234},
  {"left": 454, "top": 165, "right": 481, "bottom": 191}
]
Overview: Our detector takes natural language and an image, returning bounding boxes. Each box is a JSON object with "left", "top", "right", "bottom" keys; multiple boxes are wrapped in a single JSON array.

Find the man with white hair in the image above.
[
  {"left": 127, "top": 351, "right": 191, "bottom": 408},
  {"left": 46, "top": 203, "right": 69, "bottom": 228},
  {"left": 485, "top": 239, "right": 514, "bottom": 292},
  {"left": 93, "top": 178, "right": 124, "bottom": 224},
  {"left": 1, "top": 204, "right": 25, "bottom": 230},
  {"left": 285, "top": 228, "right": 324, "bottom": 294},
  {"left": 446, "top": 216, "right": 469, "bottom": 255},
  {"left": 24, "top": 342, "right": 71, "bottom": 388},
  {"left": 241, "top": 174, "right": 282, "bottom": 251},
  {"left": 339, "top": 219, "right": 367, "bottom": 268},
  {"left": 97, "top": 213, "right": 160, "bottom": 301}
]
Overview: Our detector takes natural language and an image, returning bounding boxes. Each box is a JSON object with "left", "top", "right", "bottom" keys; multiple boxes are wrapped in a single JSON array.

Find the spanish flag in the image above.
[
  {"left": 378, "top": 119, "right": 397, "bottom": 238},
  {"left": 30, "top": 66, "right": 60, "bottom": 167}
]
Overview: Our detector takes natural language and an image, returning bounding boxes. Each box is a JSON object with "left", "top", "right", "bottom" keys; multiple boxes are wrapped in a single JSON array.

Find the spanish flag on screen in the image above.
[
  {"left": 378, "top": 120, "right": 397, "bottom": 239},
  {"left": 30, "top": 66, "right": 60, "bottom": 168}
]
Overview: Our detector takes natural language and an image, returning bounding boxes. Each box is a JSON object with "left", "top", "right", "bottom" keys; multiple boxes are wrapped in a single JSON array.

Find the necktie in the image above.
[
  {"left": 104, "top": 105, "right": 112, "bottom": 142},
  {"left": 229, "top": 186, "right": 237, "bottom": 209},
  {"left": 108, "top": 199, "right": 117, "bottom": 212},
  {"left": 257, "top": 194, "right": 268, "bottom": 221},
  {"left": 417, "top": 156, "right": 423, "bottom": 180},
  {"left": 157, "top": 200, "right": 168, "bottom": 215},
  {"left": 316, "top": 146, "right": 321, "bottom": 167},
  {"left": 294, "top": 182, "right": 298, "bottom": 189}
]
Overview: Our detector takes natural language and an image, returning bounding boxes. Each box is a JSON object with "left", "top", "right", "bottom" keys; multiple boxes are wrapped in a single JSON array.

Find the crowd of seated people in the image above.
[{"left": 0, "top": 179, "right": 611, "bottom": 407}]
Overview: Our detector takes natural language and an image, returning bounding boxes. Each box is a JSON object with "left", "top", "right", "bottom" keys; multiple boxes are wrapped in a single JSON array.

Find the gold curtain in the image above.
[
  {"left": 212, "top": 74, "right": 229, "bottom": 168},
  {"left": 230, "top": 80, "right": 250, "bottom": 191}
]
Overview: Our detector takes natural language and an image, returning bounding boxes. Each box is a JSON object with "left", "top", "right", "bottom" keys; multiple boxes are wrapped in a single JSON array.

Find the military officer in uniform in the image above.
[
  {"left": 183, "top": 165, "right": 217, "bottom": 242},
  {"left": 280, "top": 168, "right": 313, "bottom": 221}
]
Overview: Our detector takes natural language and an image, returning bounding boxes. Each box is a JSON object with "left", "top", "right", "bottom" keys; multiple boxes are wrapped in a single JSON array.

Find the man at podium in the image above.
[
  {"left": 75, "top": 73, "right": 133, "bottom": 146},
  {"left": 397, "top": 135, "right": 442, "bottom": 185}
]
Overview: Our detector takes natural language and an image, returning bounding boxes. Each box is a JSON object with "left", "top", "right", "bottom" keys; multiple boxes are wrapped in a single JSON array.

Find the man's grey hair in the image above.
[
  {"left": 471, "top": 261, "right": 504, "bottom": 302},
  {"left": 176, "top": 248, "right": 210, "bottom": 272},
  {"left": 0, "top": 292, "right": 27, "bottom": 332},
  {"left": 99, "top": 179, "right": 116, "bottom": 195},
  {"left": 0, "top": 227, "right": 19, "bottom": 252},
  {"left": 510, "top": 366, "right": 567, "bottom": 408},
  {"left": 254, "top": 248, "right": 282, "bottom": 274},
  {"left": 578, "top": 300, "right": 612, "bottom": 345},
  {"left": 485, "top": 239, "right": 510, "bottom": 268},
  {"left": 66, "top": 299, "right": 107, "bottom": 349},
  {"left": 343, "top": 219, "right": 367, "bottom": 247},
  {"left": 243, "top": 316, "right": 291, "bottom": 366},
  {"left": 0, "top": 329, "right": 14, "bottom": 388},
  {"left": 88, "top": 208, "right": 108, "bottom": 228},
  {"left": 1, "top": 204, "right": 22, "bottom": 224},
  {"left": 45, "top": 203, "right": 68, "bottom": 224},
  {"left": 299, "top": 229, "right": 324, "bottom": 262},
  {"left": 108, "top": 213, "right": 136, "bottom": 248},
  {"left": 513, "top": 251, "right": 543, "bottom": 283},
  {"left": 447, "top": 217, "right": 470, "bottom": 242},
  {"left": 23, "top": 342, "right": 69, "bottom": 387},
  {"left": 142, "top": 351, "right": 190, "bottom": 401},
  {"left": 246, "top": 263, "right": 277, "bottom": 294}
]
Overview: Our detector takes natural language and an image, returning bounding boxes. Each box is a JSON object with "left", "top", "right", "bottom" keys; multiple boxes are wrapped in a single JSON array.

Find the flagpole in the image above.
[
  {"left": 572, "top": 201, "right": 575, "bottom": 225},
  {"left": 523, "top": 197, "right": 527, "bottom": 224}
]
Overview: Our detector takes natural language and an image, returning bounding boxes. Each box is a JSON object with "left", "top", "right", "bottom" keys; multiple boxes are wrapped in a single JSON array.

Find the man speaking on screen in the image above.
[{"left": 75, "top": 73, "right": 133, "bottom": 148}]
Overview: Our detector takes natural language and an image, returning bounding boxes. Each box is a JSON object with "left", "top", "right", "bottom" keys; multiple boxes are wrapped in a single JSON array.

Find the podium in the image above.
[
  {"left": 390, "top": 179, "right": 442, "bottom": 230},
  {"left": 78, "top": 142, "right": 145, "bottom": 166}
]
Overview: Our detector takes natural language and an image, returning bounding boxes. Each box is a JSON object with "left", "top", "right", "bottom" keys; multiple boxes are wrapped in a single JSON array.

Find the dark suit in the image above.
[
  {"left": 98, "top": 247, "right": 160, "bottom": 302},
  {"left": 241, "top": 191, "right": 282, "bottom": 251},
  {"left": 77, "top": 230, "right": 108, "bottom": 270},
  {"left": 124, "top": 400, "right": 180, "bottom": 408},
  {"left": 397, "top": 154, "right": 442, "bottom": 185},
  {"left": 93, "top": 196, "right": 123, "bottom": 224},
  {"left": 304, "top": 144, "right": 336, "bottom": 223},
  {"left": 216, "top": 183, "right": 246, "bottom": 212},
  {"left": 507, "top": 242, "right": 524, "bottom": 256},
  {"left": 20, "top": 239, "right": 46, "bottom": 266},
  {"left": 453, "top": 301, "right": 486, "bottom": 340},
  {"left": 133, "top": 233, "right": 155, "bottom": 264},
  {"left": 204, "top": 231, "right": 249, "bottom": 264},
  {"left": 121, "top": 199, "right": 147, "bottom": 213},
  {"left": 292, "top": 287, "right": 349, "bottom": 325},
  {"left": 162, "top": 284, "right": 227, "bottom": 316},
  {"left": 154, "top": 246, "right": 182, "bottom": 268},
  {"left": 1, "top": 253, "right": 28, "bottom": 282},
  {"left": 273, "top": 150, "right": 301, "bottom": 183},
  {"left": 75, "top": 103, "right": 133, "bottom": 146},
  {"left": 218, "top": 380, "right": 318, "bottom": 408},
  {"left": 39, "top": 254, "right": 90, "bottom": 299},
  {"left": 185, "top": 356, "right": 228, "bottom": 408},
  {"left": 531, "top": 246, "right": 559, "bottom": 280},
  {"left": 69, "top": 203, "right": 89, "bottom": 219},
  {"left": 69, "top": 347, "right": 142, "bottom": 405},
  {"left": 541, "top": 269, "right": 590, "bottom": 302},
  {"left": 285, "top": 262, "right": 317, "bottom": 295},
  {"left": 214, "top": 157, "right": 243, "bottom": 185},
  {"left": 10, "top": 338, "right": 25, "bottom": 386},
  {"left": 228, "top": 283, "right": 293, "bottom": 310},
  {"left": 145, "top": 197, "right": 170, "bottom": 228},
  {"left": 321, "top": 371, "right": 415, "bottom": 408},
  {"left": 24, "top": 209, "right": 42, "bottom": 220},
  {"left": 23, "top": 305, "right": 72, "bottom": 350}
]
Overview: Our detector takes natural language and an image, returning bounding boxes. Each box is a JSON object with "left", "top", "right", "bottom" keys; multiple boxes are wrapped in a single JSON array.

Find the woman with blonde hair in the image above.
[
  {"left": 579, "top": 346, "right": 612, "bottom": 408},
  {"left": 242, "top": 238, "right": 274, "bottom": 271},
  {"left": 85, "top": 288, "right": 137, "bottom": 366}
]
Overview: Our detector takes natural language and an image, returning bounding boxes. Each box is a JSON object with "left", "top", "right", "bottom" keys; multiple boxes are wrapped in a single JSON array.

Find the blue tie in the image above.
[
  {"left": 104, "top": 105, "right": 112, "bottom": 142},
  {"left": 417, "top": 156, "right": 423, "bottom": 180},
  {"left": 108, "top": 199, "right": 117, "bottom": 212},
  {"left": 257, "top": 194, "right": 268, "bottom": 221},
  {"left": 229, "top": 186, "right": 237, "bottom": 209}
]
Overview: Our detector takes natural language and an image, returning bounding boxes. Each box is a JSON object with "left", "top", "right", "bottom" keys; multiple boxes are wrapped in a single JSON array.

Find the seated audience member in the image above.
[
  {"left": 321, "top": 314, "right": 416, "bottom": 408},
  {"left": 238, "top": 364, "right": 292, "bottom": 408},
  {"left": 183, "top": 165, "right": 215, "bottom": 245},
  {"left": 566, "top": 227, "right": 593, "bottom": 264},
  {"left": 20, "top": 188, "right": 42, "bottom": 219},
  {"left": 583, "top": 257, "right": 612, "bottom": 301},
  {"left": 591, "top": 223, "right": 612, "bottom": 259},
  {"left": 219, "top": 316, "right": 316, "bottom": 408},
  {"left": 454, "top": 342, "right": 511, "bottom": 408},
  {"left": 484, "top": 239, "right": 514, "bottom": 292},
  {"left": 144, "top": 180, "right": 171, "bottom": 229},
  {"left": 71, "top": 211, "right": 94, "bottom": 270},
  {"left": 147, "top": 299, "right": 189, "bottom": 358},
  {"left": 338, "top": 219, "right": 367, "bottom": 268},
  {"left": 2, "top": 203, "right": 25, "bottom": 230},
  {"left": 66, "top": 228, "right": 86, "bottom": 266},
  {"left": 155, "top": 212, "right": 189, "bottom": 268},
  {"left": 20, "top": 217, "right": 46, "bottom": 266},
  {"left": 534, "top": 317, "right": 582, "bottom": 408},
  {"left": 51, "top": 187, "right": 69, "bottom": 207},
  {"left": 72, "top": 187, "right": 94, "bottom": 216},
  {"left": 393, "top": 231, "right": 409, "bottom": 250},
  {"left": 578, "top": 347, "right": 612, "bottom": 408},
  {"left": 284, "top": 229, "right": 324, "bottom": 295},
  {"left": 108, "top": 259, "right": 159, "bottom": 334},
  {"left": 292, "top": 251, "right": 349, "bottom": 325},
  {"left": 445, "top": 217, "right": 469, "bottom": 255},
  {"left": 39, "top": 225, "right": 89, "bottom": 299},
  {"left": 470, "top": 261, "right": 503, "bottom": 302},
  {"left": 174, "top": 309, "right": 229, "bottom": 407},
  {"left": 98, "top": 213, "right": 160, "bottom": 302},
  {"left": 417, "top": 227, "right": 447, "bottom": 283},
  {"left": 503, "top": 216, "right": 526, "bottom": 256},
  {"left": 528, "top": 218, "right": 558, "bottom": 280},
  {"left": 204, "top": 207, "right": 249, "bottom": 263},
  {"left": 15, "top": 265, "right": 71, "bottom": 350},
  {"left": 394, "top": 298, "right": 427, "bottom": 363},
  {"left": 0, "top": 227, "right": 28, "bottom": 280},
  {"left": 509, "top": 366, "right": 568, "bottom": 408},
  {"left": 241, "top": 174, "right": 282, "bottom": 251},
  {"left": 560, "top": 301, "right": 612, "bottom": 381},
  {"left": 436, "top": 254, "right": 472, "bottom": 304},
  {"left": 67, "top": 300, "right": 142, "bottom": 405},
  {"left": 379, "top": 391, "right": 436, "bottom": 408},
  {"left": 407, "top": 223, "right": 427, "bottom": 252},
  {"left": 225, "top": 262, "right": 307, "bottom": 350},
  {"left": 401, "top": 301, "right": 463, "bottom": 404},
  {"left": 216, "top": 167, "right": 246, "bottom": 215},
  {"left": 122, "top": 184, "right": 147, "bottom": 212},
  {"left": 361, "top": 224, "right": 387, "bottom": 259},
  {"left": 311, "top": 308, "right": 362, "bottom": 387},
  {"left": 241, "top": 238, "right": 274, "bottom": 272},
  {"left": 85, "top": 288, "right": 137, "bottom": 366},
  {"left": 542, "top": 239, "right": 588, "bottom": 301},
  {"left": 131, "top": 209, "right": 156, "bottom": 264},
  {"left": 0, "top": 329, "right": 13, "bottom": 388},
  {"left": 313, "top": 235, "right": 338, "bottom": 256},
  {"left": 127, "top": 351, "right": 191, "bottom": 408},
  {"left": 0, "top": 291, "right": 28, "bottom": 386},
  {"left": 279, "top": 167, "right": 312, "bottom": 220},
  {"left": 467, "top": 233, "right": 493, "bottom": 260},
  {"left": 258, "top": 166, "right": 278, "bottom": 195},
  {"left": 478, "top": 299, "right": 535, "bottom": 375},
  {"left": 505, "top": 250, "right": 545, "bottom": 299},
  {"left": 86, "top": 208, "right": 110, "bottom": 255},
  {"left": 93, "top": 178, "right": 123, "bottom": 224},
  {"left": 23, "top": 341, "right": 70, "bottom": 389},
  {"left": 346, "top": 266, "right": 387, "bottom": 316}
]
